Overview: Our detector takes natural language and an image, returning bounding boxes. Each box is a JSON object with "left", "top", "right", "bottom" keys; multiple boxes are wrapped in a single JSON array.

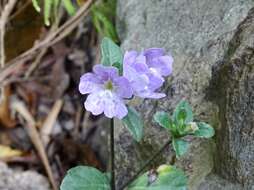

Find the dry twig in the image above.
[
  {"left": 0, "top": 0, "right": 17, "bottom": 103},
  {"left": 41, "top": 99, "right": 63, "bottom": 146},
  {"left": 0, "top": 0, "right": 17, "bottom": 67},
  {"left": 0, "top": 0, "right": 94, "bottom": 84},
  {"left": 11, "top": 100, "right": 58, "bottom": 190}
]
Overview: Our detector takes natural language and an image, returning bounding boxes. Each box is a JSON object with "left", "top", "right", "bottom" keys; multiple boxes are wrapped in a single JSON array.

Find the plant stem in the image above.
[
  {"left": 120, "top": 139, "right": 172, "bottom": 190},
  {"left": 110, "top": 118, "right": 115, "bottom": 190}
]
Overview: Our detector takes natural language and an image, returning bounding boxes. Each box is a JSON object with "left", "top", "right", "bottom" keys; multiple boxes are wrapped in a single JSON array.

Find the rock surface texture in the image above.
[
  {"left": 116, "top": 0, "right": 254, "bottom": 189},
  {"left": 0, "top": 162, "right": 50, "bottom": 190}
]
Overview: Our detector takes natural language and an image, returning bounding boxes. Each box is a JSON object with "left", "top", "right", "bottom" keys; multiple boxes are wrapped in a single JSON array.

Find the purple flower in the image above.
[
  {"left": 79, "top": 64, "right": 133, "bottom": 119},
  {"left": 123, "top": 48, "right": 173, "bottom": 99}
]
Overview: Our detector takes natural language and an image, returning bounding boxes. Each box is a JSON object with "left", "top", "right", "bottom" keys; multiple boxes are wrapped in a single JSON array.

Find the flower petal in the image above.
[
  {"left": 147, "top": 68, "right": 164, "bottom": 91},
  {"left": 149, "top": 55, "right": 173, "bottom": 76},
  {"left": 132, "top": 55, "right": 149, "bottom": 73},
  {"left": 84, "top": 91, "right": 105, "bottom": 115},
  {"left": 85, "top": 90, "right": 128, "bottom": 119},
  {"left": 143, "top": 48, "right": 165, "bottom": 62},
  {"left": 123, "top": 51, "right": 138, "bottom": 67},
  {"left": 101, "top": 91, "right": 128, "bottom": 119},
  {"left": 79, "top": 73, "right": 102, "bottom": 94},
  {"left": 115, "top": 100, "right": 128, "bottom": 119},
  {"left": 114, "top": 76, "right": 133, "bottom": 98},
  {"left": 138, "top": 91, "right": 166, "bottom": 99},
  {"left": 124, "top": 65, "right": 149, "bottom": 93},
  {"left": 93, "top": 64, "right": 118, "bottom": 81}
]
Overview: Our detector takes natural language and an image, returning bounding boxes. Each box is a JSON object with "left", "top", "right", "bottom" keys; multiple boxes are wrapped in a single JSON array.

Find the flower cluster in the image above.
[{"left": 79, "top": 48, "right": 173, "bottom": 119}]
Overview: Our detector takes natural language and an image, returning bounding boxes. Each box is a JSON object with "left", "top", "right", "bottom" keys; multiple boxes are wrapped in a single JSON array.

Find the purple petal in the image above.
[
  {"left": 123, "top": 51, "right": 138, "bottom": 66},
  {"left": 124, "top": 65, "right": 149, "bottom": 93},
  {"left": 132, "top": 55, "right": 149, "bottom": 73},
  {"left": 79, "top": 73, "right": 103, "bottom": 94},
  {"left": 85, "top": 90, "right": 128, "bottom": 119},
  {"left": 115, "top": 100, "right": 128, "bottom": 119},
  {"left": 93, "top": 64, "right": 118, "bottom": 81},
  {"left": 114, "top": 76, "right": 133, "bottom": 98},
  {"left": 131, "top": 74, "right": 150, "bottom": 93},
  {"left": 104, "top": 94, "right": 128, "bottom": 119},
  {"left": 143, "top": 48, "right": 165, "bottom": 62},
  {"left": 84, "top": 90, "right": 105, "bottom": 115},
  {"left": 149, "top": 55, "right": 173, "bottom": 76},
  {"left": 147, "top": 68, "right": 164, "bottom": 91},
  {"left": 138, "top": 91, "right": 166, "bottom": 99}
]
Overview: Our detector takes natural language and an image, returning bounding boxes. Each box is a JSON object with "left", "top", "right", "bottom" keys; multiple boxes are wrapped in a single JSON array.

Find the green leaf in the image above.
[
  {"left": 153, "top": 111, "right": 171, "bottom": 129},
  {"left": 122, "top": 107, "right": 144, "bottom": 142},
  {"left": 60, "top": 166, "right": 110, "bottom": 190},
  {"left": 100, "top": 37, "right": 123, "bottom": 67},
  {"left": 53, "top": 0, "right": 60, "bottom": 18},
  {"left": 173, "top": 100, "right": 193, "bottom": 124},
  {"left": 44, "top": 0, "right": 52, "bottom": 26},
  {"left": 92, "top": 8, "right": 118, "bottom": 42},
  {"left": 91, "top": 0, "right": 118, "bottom": 42},
  {"left": 112, "top": 62, "right": 123, "bottom": 75},
  {"left": 32, "top": 0, "right": 41, "bottom": 12},
  {"left": 172, "top": 138, "right": 189, "bottom": 158},
  {"left": 128, "top": 165, "right": 187, "bottom": 190},
  {"left": 193, "top": 122, "right": 215, "bottom": 138},
  {"left": 62, "top": 0, "right": 76, "bottom": 15}
]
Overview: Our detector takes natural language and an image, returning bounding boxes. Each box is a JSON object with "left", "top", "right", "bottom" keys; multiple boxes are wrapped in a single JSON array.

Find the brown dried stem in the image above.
[
  {"left": 0, "top": 0, "right": 94, "bottom": 84},
  {"left": 11, "top": 100, "right": 58, "bottom": 190}
]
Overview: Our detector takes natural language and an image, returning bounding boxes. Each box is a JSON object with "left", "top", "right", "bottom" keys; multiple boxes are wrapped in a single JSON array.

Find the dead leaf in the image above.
[
  {"left": 5, "top": 1, "right": 43, "bottom": 61},
  {"left": 0, "top": 144, "right": 23, "bottom": 159},
  {"left": 0, "top": 86, "right": 16, "bottom": 128}
]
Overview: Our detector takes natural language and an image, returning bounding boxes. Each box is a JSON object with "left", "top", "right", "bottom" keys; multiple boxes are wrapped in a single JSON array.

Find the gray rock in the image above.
[
  {"left": 198, "top": 174, "right": 243, "bottom": 190},
  {"left": 0, "top": 162, "right": 50, "bottom": 190},
  {"left": 116, "top": 0, "right": 254, "bottom": 189},
  {"left": 211, "top": 8, "right": 254, "bottom": 189}
]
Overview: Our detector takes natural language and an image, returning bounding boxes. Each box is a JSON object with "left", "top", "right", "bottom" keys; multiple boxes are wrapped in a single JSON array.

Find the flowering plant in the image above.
[
  {"left": 60, "top": 38, "right": 214, "bottom": 190},
  {"left": 78, "top": 37, "right": 173, "bottom": 141}
]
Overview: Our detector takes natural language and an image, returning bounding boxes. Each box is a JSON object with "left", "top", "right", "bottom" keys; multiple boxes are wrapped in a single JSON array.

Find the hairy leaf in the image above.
[
  {"left": 172, "top": 138, "right": 189, "bottom": 158},
  {"left": 173, "top": 100, "right": 193, "bottom": 125},
  {"left": 153, "top": 111, "right": 171, "bottom": 129},
  {"left": 128, "top": 165, "right": 187, "bottom": 190},
  {"left": 122, "top": 107, "right": 144, "bottom": 142},
  {"left": 194, "top": 122, "right": 215, "bottom": 138},
  {"left": 60, "top": 166, "right": 110, "bottom": 190},
  {"left": 100, "top": 37, "right": 123, "bottom": 68}
]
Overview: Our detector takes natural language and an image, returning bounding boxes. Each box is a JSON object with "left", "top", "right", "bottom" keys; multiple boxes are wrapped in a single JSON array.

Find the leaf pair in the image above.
[
  {"left": 128, "top": 165, "right": 187, "bottom": 190},
  {"left": 60, "top": 165, "right": 187, "bottom": 190},
  {"left": 154, "top": 100, "right": 215, "bottom": 158}
]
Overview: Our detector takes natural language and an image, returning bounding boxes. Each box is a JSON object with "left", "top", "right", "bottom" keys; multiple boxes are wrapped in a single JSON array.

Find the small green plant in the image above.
[
  {"left": 154, "top": 100, "right": 215, "bottom": 158},
  {"left": 60, "top": 38, "right": 214, "bottom": 190},
  {"left": 32, "top": 0, "right": 76, "bottom": 26}
]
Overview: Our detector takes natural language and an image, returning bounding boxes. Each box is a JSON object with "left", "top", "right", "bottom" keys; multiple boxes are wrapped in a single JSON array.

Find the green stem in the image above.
[
  {"left": 110, "top": 118, "right": 115, "bottom": 190},
  {"left": 120, "top": 139, "right": 172, "bottom": 190}
]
